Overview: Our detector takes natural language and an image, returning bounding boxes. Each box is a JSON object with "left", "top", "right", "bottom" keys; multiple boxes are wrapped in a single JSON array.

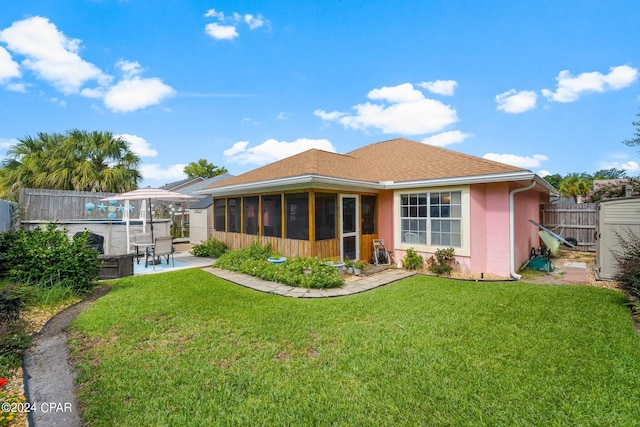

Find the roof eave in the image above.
[
  {"left": 196, "top": 171, "right": 559, "bottom": 197},
  {"left": 196, "top": 175, "right": 383, "bottom": 197},
  {"left": 382, "top": 171, "right": 558, "bottom": 193}
]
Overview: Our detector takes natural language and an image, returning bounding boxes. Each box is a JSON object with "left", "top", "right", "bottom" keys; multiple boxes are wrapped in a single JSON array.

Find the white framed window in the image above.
[{"left": 399, "top": 190, "right": 463, "bottom": 248}]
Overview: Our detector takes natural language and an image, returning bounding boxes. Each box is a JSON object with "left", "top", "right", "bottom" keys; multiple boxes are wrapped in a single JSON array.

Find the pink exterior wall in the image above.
[
  {"left": 470, "top": 183, "right": 511, "bottom": 276},
  {"left": 512, "top": 186, "right": 547, "bottom": 270},
  {"left": 377, "top": 184, "right": 549, "bottom": 278},
  {"left": 377, "top": 190, "right": 395, "bottom": 253}
]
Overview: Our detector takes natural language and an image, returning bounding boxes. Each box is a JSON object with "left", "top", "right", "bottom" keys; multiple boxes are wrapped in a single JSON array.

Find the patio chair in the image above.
[
  {"left": 132, "top": 233, "right": 152, "bottom": 264},
  {"left": 146, "top": 236, "right": 174, "bottom": 270}
]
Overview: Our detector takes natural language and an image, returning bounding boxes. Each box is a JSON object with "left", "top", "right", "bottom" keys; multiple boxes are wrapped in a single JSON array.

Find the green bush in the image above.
[
  {"left": 427, "top": 247, "right": 457, "bottom": 275},
  {"left": 191, "top": 238, "right": 227, "bottom": 258},
  {"left": 0, "top": 284, "right": 32, "bottom": 377},
  {"left": 613, "top": 229, "right": 640, "bottom": 300},
  {"left": 214, "top": 243, "right": 343, "bottom": 289},
  {"left": 4, "top": 224, "right": 99, "bottom": 294},
  {"left": 0, "top": 230, "right": 18, "bottom": 278},
  {"left": 403, "top": 248, "right": 424, "bottom": 270}
]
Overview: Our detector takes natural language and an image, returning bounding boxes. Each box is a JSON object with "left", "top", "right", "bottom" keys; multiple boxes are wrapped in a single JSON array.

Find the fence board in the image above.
[
  {"left": 0, "top": 199, "right": 17, "bottom": 231},
  {"left": 540, "top": 203, "right": 596, "bottom": 251}
]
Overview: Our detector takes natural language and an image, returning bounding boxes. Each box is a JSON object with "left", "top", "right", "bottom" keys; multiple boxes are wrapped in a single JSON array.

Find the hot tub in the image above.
[{"left": 21, "top": 219, "right": 172, "bottom": 255}]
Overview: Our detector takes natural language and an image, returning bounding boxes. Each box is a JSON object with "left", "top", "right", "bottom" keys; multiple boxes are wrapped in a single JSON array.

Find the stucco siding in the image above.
[
  {"left": 513, "top": 188, "right": 546, "bottom": 270},
  {"left": 470, "top": 183, "right": 511, "bottom": 276},
  {"left": 377, "top": 190, "right": 395, "bottom": 254}
]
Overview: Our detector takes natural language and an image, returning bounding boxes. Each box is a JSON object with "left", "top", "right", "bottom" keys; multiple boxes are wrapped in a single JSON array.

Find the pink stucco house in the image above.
[{"left": 198, "top": 138, "right": 557, "bottom": 279}]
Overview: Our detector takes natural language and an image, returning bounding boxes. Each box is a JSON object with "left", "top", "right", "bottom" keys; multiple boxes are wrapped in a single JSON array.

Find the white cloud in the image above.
[
  {"left": 495, "top": 89, "right": 537, "bottom": 113},
  {"left": 116, "top": 134, "right": 158, "bottom": 157},
  {"left": 599, "top": 160, "right": 640, "bottom": 176},
  {"left": 0, "top": 17, "right": 174, "bottom": 112},
  {"left": 315, "top": 83, "right": 458, "bottom": 135},
  {"left": 277, "top": 112, "right": 291, "bottom": 120},
  {"left": 224, "top": 138, "right": 336, "bottom": 166},
  {"left": 0, "top": 138, "right": 17, "bottom": 150},
  {"left": 422, "top": 130, "right": 472, "bottom": 147},
  {"left": 542, "top": 65, "right": 638, "bottom": 103},
  {"left": 0, "top": 138, "right": 17, "bottom": 160},
  {"left": 244, "top": 14, "right": 267, "bottom": 30},
  {"left": 48, "top": 97, "right": 66, "bottom": 107},
  {"left": 483, "top": 153, "right": 548, "bottom": 168},
  {"left": 313, "top": 110, "right": 345, "bottom": 121},
  {"left": 0, "top": 16, "right": 111, "bottom": 94},
  {"left": 6, "top": 82, "right": 26, "bottom": 92},
  {"left": 205, "top": 23, "right": 239, "bottom": 40},
  {"left": 417, "top": 80, "right": 457, "bottom": 96},
  {"left": 204, "top": 8, "right": 269, "bottom": 41},
  {"left": 102, "top": 60, "right": 175, "bottom": 113},
  {"left": 0, "top": 46, "right": 20, "bottom": 82},
  {"left": 140, "top": 163, "right": 186, "bottom": 181},
  {"left": 204, "top": 9, "right": 225, "bottom": 20},
  {"left": 537, "top": 170, "right": 551, "bottom": 177},
  {"left": 223, "top": 141, "right": 249, "bottom": 157}
]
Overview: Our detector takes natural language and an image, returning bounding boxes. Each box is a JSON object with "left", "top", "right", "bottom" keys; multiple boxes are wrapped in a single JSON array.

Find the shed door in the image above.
[
  {"left": 597, "top": 198, "right": 640, "bottom": 280},
  {"left": 340, "top": 195, "right": 359, "bottom": 261}
]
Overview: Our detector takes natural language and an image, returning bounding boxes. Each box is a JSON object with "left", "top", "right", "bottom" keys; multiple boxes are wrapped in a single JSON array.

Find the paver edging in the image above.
[{"left": 202, "top": 267, "right": 416, "bottom": 298}]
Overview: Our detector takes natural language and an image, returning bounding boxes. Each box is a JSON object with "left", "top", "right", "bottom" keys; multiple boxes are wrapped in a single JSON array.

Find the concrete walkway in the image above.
[
  {"left": 203, "top": 267, "right": 416, "bottom": 297},
  {"left": 562, "top": 261, "right": 589, "bottom": 284},
  {"left": 23, "top": 285, "right": 111, "bottom": 427}
]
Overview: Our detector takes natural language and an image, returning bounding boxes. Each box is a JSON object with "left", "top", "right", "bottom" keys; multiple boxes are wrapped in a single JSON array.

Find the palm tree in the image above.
[
  {"left": 0, "top": 130, "right": 142, "bottom": 200},
  {"left": 558, "top": 174, "right": 591, "bottom": 202},
  {"left": 0, "top": 132, "right": 65, "bottom": 199},
  {"left": 62, "top": 129, "right": 142, "bottom": 192}
]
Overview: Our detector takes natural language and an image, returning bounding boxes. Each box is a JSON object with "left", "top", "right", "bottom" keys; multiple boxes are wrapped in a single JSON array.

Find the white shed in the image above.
[
  {"left": 595, "top": 197, "right": 640, "bottom": 280},
  {"left": 189, "top": 196, "right": 212, "bottom": 244}
]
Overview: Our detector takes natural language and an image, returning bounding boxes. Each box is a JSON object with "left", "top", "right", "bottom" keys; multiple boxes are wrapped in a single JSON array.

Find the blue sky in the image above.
[{"left": 1, "top": 0, "right": 639, "bottom": 188}]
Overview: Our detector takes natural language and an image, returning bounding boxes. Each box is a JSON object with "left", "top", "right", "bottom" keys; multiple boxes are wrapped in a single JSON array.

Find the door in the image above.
[{"left": 340, "top": 195, "right": 359, "bottom": 261}]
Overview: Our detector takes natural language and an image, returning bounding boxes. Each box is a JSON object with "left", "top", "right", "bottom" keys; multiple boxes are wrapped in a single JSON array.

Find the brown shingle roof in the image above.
[{"left": 203, "top": 138, "right": 527, "bottom": 190}]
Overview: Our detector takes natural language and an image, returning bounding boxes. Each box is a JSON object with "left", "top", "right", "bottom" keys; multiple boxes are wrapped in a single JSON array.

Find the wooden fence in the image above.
[
  {"left": 18, "top": 188, "right": 144, "bottom": 221},
  {"left": 0, "top": 199, "right": 17, "bottom": 231},
  {"left": 539, "top": 203, "right": 596, "bottom": 251}
]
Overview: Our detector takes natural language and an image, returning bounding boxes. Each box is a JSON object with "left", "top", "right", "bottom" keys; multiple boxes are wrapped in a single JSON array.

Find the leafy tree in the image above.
[
  {"left": 592, "top": 168, "right": 627, "bottom": 180},
  {"left": 543, "top": 173, "right": 563, "bottom": 189},
  {"left": 622, "top": 110, "right": 640, "bottom": 148},
  {"left": 183, "top": 158, "right": 228, "bottom": 179},
  {"left": 0, "top": 130, "right": 141, "bottom": 200}
]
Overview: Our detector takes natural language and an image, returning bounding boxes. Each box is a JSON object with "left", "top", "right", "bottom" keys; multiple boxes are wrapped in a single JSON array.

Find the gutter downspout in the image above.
[{"left": 509, "top": 180, "right": 537, "bottom": 280}]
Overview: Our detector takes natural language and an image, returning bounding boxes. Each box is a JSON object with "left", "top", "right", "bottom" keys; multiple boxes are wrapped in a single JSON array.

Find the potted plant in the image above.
[
  {"left": 325, "top": 257, "right": 345, "bottom": 272},
  {"left": 344, "top": 258, "right": 354, "bottom": 274},
  {"left": 353, "top": 260, "right": 365, "bottom": 275},
  {"left": 267, "top": 251, "right": 287, "bottom": 264}
]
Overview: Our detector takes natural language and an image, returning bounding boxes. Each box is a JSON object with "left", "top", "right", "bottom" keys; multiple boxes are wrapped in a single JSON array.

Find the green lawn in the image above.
[{"left": 69, "top": 269, "right": 640, "bottom": 426}]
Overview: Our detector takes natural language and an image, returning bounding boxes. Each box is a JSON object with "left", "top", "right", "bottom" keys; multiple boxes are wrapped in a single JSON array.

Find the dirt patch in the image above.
[{"left": 520, "top": 249, "right": 619, "bottom": 289}]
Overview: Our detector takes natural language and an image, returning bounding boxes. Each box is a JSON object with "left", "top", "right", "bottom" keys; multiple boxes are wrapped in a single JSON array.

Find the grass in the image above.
[{"left": 69, "top": 269, "right": 640, "bottom": 426}]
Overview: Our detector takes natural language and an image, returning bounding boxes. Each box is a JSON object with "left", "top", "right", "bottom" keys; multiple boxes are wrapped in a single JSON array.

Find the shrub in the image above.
[
  {"left": 613, "top": 229, "right": 640, "bottom": 300},
  {"left": 191, "top": 238, "right": 227, "bottom": 258},
  {"left": 583, "top": 177, "right": 640, "bottom": 203},
  {"left": 0, "top": 284, "right": 32, "bottom": 377},
  {"left": 403, "top": 248, "right": 424, "bottom": 270},
  {"left": 0, "top": 230, "right": 18, "bottom": 279},
  {"left": 427, "top": 247, "right": 457, "bottom": 275},
  {"left": 4, "top": 224, "right": 99, "bottom": 294},
  {"left": 214, "top": 244, "right": 343, "bottom": 289}
]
